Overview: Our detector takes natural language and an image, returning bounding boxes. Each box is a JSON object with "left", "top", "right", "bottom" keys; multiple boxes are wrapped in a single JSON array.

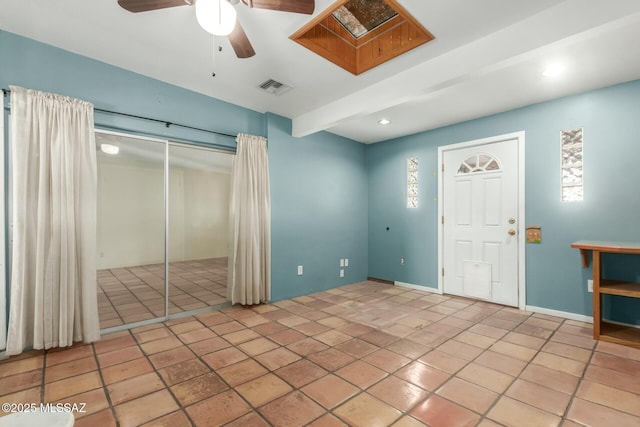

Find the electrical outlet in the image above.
[
  {"left": 587, "top": 279, "right": 593, "bottom": 293},
  {"left": 340, "top": 259, "right": 345, "bottom": 267},
  {"left": 344, "top": 258, "right": 349, "bottom": 267},
  {"left": 400, "top": 258, "right": 405, "bottom": 265},
  {"left": 297, "top": 265, "right": 303, "bottom": 276},
  {"left": 340, "top": 269, "right": 344, "bottom": 278}
]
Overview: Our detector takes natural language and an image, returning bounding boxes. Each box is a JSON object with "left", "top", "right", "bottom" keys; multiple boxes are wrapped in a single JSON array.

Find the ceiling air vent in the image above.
[{"left": 258, "top": 78, "right": 292, "bottom": 96}]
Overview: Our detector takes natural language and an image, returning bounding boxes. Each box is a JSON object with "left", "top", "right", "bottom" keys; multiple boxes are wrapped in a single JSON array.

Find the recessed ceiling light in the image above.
[
  {"left": 100, "top": 144, "right": 119, "bottom": 155},
  {"left": 542, "top": 64, "right": 565, "bottom": 77},
  {"left": 378, "top": 118, "right": 391, "bottom": 125}
]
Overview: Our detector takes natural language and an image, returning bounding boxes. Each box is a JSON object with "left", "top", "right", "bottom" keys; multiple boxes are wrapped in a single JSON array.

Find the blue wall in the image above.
[
  {"left": 0, "top": 31, "right": 367, "bottom": 310},
  {"left": 367, "top": 80, "right": 640, "bottom": 324},
  {"left": 268, "top": 113, "right": 368, "bottom": 301}
]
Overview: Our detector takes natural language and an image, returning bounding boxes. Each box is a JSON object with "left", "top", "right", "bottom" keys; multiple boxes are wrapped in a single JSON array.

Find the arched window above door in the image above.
[{"left": 457, "top": 153, "right": 501, "bottom": 174}]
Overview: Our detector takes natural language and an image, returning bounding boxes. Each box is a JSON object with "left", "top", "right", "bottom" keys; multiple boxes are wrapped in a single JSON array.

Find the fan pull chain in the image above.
[{"left": 211, "top": 34, "right": 217, "bottom": 77}]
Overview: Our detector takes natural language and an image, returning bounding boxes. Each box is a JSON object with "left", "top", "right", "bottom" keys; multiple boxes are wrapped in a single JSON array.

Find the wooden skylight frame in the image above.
[{"left": 290, "top": 0, "right": 434, "bottom": 75}]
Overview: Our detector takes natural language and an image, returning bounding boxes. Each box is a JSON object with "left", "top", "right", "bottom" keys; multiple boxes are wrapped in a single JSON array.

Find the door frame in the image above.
[{"left": 437, "top": 131, "right": 526, "bottom": 309}]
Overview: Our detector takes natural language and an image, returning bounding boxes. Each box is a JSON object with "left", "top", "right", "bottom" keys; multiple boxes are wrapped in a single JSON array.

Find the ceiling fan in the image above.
[{"left": 117, "top": 0, "right": 315, "bottom": 58}]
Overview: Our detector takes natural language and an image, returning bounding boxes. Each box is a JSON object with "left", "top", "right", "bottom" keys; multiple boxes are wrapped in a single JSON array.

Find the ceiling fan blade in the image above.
[
  {"left": 241, "top": 0, "right": 314, "bottom": 15},
  {"left": 117, "top": 0, "right": 193, "bottom": 13},
  {"left": 228, "top": 20, "right": 256, "bottom": 58}
]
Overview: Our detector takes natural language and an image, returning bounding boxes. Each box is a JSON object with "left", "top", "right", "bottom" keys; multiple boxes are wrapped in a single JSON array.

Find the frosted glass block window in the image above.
[
  {"left": 561, "top": 128, "right": 583, "bottom": 202},
  {"left": 407, "top": 157, "right": 418, "bottom": 208}
]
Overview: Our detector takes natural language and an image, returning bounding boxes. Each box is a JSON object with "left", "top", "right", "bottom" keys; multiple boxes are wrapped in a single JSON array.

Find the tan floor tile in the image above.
[
  {"left": 519, "top": 364, "right": 579, "bottom": 395},
  {"left": 186, "top": 390, "right": 250, "bottom": 426},
  {"left": 286, "top": 337, "right": 330, "bottom": 356},
  {"left": 590, "top": 351, "right": 640, "bottom": 376},
  {"left": 576, "top": 379, "right": 640, "bottom": 416},
  {"left": 468, "top": 323, "right": 509, "bottom": 339},
  {"left": 474, "top": 350, "right": 527, "bottom": 377},
  {"left": 169, "top": 320, "right": 205, "bottom": 335},
  {"left": 489, "top": 340, "right": 537, "bottom": 362},
  {"left": 115, "top": 389, "right": 179, "bottom": 427},
  {"left": 307, "top": 348, "right": 355, "bottom": 371},
  {"left": 44, "top": 356, "right": 97, "bottom": 383},
  {"left": 217, "top": 359, "right": 268, "bottom": 387},
  {"left": 532, "top": 352, "right": 586, "bottom": 377},
  {"left": 224, "top": 411, "right": 271, "bottom": 427},
  {"left": 223, "top": 329, "right": 261, "bottom": 345},
  {"left": 236, "top": 373, "right": 293, "bottom": 407},
  {"left": 101, "top": 357, "right": 154, "bottom": 387},
  {"left": 238, "top": 337, "right": 279, "bottom": 356},
  {"left": 268, "top": 329, "right": 307, "bottom": 346},
  {"left": 46, "top": 345, "right": 93, "bottom": 366},
  {"left": 595, "top": 341, "right": 640, "bottom": 361},
  {"left": 148, "top": 346, "right": 196, "bottom": 370},
  {"left": 308, "top": 413, "right": 349, "bottom": 427},
  {"left": 302, "top": 374, "right": 359, "bottom": 409},
  {"left": 488, "top": 396, "right": 561, "bottom": 427},
  {"left": 97, "top": 346, "right": 144, "bottom": 368},
  {"left": 502, "top": 331, "right": 546, "bottom": 349},
  {"left": 294, "top": 322, "right": 331, "bottom": 336},
  {"left": 567, "top": 397, "right": 640, "bottom": 427},
  {"left": 74, "top": 409, "right": 117, "bottom": 427},
  {"left": 436, "top": 377, "right": 499, "bottom": 414},
  {"left": 411, "top": 395, "right": 480, "bottom": 427},
  {"left": 238, "top": 314, "right": 270, "bottom": 328},
  {"left": 44, "top": 371, "right": 103, "bottom": 401},
  {"left": 362, "top": 348, "right": 411, "bottom": 373},
  {"left": 385, "top": 339, "right": 431, "bottom": 360},
  {"left": 360, "top": 330, "right": 399, "bottom": 347},
  {"left": 391, "top": 415, "right": 428, "bottom": 427},
  {"left": 368, "top": 375, "right": 429, "bottom": 412},
  {"left": 170, "top": 372, "right": 228, "bottom": 406},
  {"left": 418, "top": 349, "right": 468, "bottom": 374},
  {"left": 0, "top": 356, "right": 44, "bottom": 379},
  {"left": 335, "top": 339, "right": 379, "bottom": 358},
  {"left": 542, "top": 341, "right": 592, "bottom": 362},
  {"left": 275, "top": 359, "right": 328, "bottom": 388},
  {"left": 335, "top": 393, "right": 402, "bottom": 427},
  {"left": 550, "top": 331, "right": 596, "bottom": 350},
  {"left": 94, "top": 335, "right": 137, "bottom": 355},
  {"left": 133, "top": 328, "right": 172, "bottom": 344},
  {"left": 139, "top": 336, "right": 183, "bottom": 355},
  {"left": 456, "top": 363, "right": 514, "bottom": 393},
  {"left": 211, "top": 321, "right": 245, "bottom": 335},
  {"left": 437, "top": 340, "right": 484, "bottom": 361},
  {"left": 188, "top": 336, "right": 231, "bottom": 356},
  {"left": 107, "top": 371, "right": 165, "bottom": 405},
  {"left": 260, "top": 391, "right": 326, "bottom": 426},
  {"left": 336, "top": 360, "right": 387, "bottom": 389},
  {"left": 394, "top": 361, "right": 450, "bottom": 391},
  {"left": 158, "top": 359, "right": 210, "bottom": 386},
  {"left": 0, "top": 386, "right": 41, "bottom": 406},
  {"left": 584, "top": 364, "right": 640, "bottom": 395},
  {"left": 255, "top": 347, "right": 301, "bottom": 371},
  {"left": 177, "top": 328, "right": 216, "bottom": 344},
  {"left": 505, "top": 379, "right": 571, "bottom": 416},
  {"left": 454, "top": 331, "right": 497, "bottom": 349},
  {"left": 315, "top": 330, "right": 353, "bottom": 346},
  {"left": 139, "top": 410, "right": 192, "bottom": 427},
  {"left": 201, "top": 347, "right": 248, "bottom": 370}
]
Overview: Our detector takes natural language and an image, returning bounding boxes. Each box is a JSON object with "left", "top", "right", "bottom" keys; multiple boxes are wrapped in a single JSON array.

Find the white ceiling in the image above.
[{"left": 2, "top": 0, "right": 640, "bottom": 143}]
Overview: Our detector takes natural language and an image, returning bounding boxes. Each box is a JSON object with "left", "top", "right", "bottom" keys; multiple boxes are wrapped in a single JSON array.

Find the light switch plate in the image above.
[
  {"left": 344, "top": 258, "right": 349, "bottom": 267},
  {"left": 297, "top": 265, "right": 303, "bottom": 275}
]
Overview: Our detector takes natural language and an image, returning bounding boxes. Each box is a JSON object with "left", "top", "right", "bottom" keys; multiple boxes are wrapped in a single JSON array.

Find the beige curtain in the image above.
[
  {"left": 228, "top": 133, "right": 271, "bottom": 305},
  {"left": 6, "top": 86, "right": 100, "bottom": 355}
]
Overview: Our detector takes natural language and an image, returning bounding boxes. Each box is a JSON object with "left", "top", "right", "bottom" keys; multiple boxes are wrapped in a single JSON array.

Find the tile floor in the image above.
[
  {"left": 1, "top": 281, "right": 640, "bottom": 426},
  {"left": 97, "top": 258, "right": 228, "bottom": 329}
]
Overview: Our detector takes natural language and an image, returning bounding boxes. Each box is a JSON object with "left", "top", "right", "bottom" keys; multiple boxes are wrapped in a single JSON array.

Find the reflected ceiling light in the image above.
[
  {"left": 196, "top": 0, "right": 237, "bottom": 36},
  {"left": 542, "top": 64, "right": 565, "bottom": 77},
  {"left": 100, "top": 144, "right": 119, "bottom": 155},
  {"left": 378, "top": 118, "right": 391, "bottom": 125}
]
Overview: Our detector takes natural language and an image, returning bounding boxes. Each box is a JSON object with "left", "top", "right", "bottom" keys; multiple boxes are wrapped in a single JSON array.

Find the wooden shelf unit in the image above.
[{"left": 571, "top": 240, "right": 640, "bottom": 349}]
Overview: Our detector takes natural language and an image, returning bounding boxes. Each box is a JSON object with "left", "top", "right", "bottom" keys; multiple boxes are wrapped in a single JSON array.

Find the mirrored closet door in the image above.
[{"left": 95, "top": 131, "right": 233, "bottom": 330}]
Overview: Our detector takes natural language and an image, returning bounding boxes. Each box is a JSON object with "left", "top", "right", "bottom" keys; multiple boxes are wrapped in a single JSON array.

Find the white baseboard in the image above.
[
  {"left": 395, "top": 281, "right": 440, "bottom": 293},
  {"left": 525, "top": 305, "right": 593, "bottom": 323}
]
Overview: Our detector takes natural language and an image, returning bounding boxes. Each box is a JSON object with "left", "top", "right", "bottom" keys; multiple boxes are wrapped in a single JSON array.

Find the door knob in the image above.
[
  {"left": 508, "top": 229, "right": 517, "bottom": 236},
  {"left": 509, "top": 218, "right": 516, "bottom": 224}
]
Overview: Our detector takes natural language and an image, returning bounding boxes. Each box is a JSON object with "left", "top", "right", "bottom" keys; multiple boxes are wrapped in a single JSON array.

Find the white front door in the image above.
[{"left": 442, "top": 137, "right": 520, "bottom": 307}]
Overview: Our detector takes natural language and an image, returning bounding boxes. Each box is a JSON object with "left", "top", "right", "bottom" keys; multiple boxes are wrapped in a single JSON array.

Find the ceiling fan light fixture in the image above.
[{"left": 196, "top": 0, "right": 237, "bottom": 36}]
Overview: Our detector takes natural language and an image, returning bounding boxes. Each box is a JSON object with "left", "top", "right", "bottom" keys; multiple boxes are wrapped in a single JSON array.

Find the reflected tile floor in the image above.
[
  {"left": 2, "top": 281, "right": 640, "bottom": 426},
  {"left": 97, "top": 258, "right": 228, "bottom": 329}
]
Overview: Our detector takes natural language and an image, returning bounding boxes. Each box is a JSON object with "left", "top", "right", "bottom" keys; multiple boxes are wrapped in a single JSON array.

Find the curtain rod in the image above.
[{"left": 2, "top": 88, "right": 237, "bottom": 139}]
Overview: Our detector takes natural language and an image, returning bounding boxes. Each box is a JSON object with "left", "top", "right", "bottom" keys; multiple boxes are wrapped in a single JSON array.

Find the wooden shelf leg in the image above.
[{"left": 592, "top": 250, "right": 601, "bottom": 339}]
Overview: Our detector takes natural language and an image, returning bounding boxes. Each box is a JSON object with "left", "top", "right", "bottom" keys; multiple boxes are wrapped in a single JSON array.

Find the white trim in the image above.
[
  {"left": 526, "top": 305, "right": 593, "bottom": 323},
  {"left": 438, "top": 131, "right": 526, "bottom": 309},
  {"left": 394, "top": 281, "right": 439, "bottom": 293}
]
